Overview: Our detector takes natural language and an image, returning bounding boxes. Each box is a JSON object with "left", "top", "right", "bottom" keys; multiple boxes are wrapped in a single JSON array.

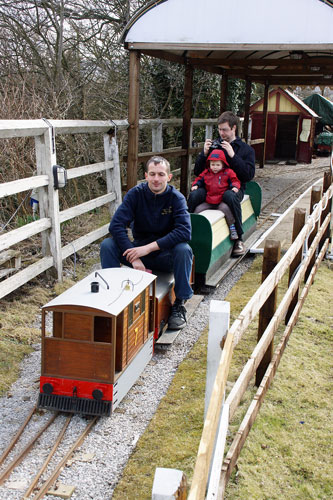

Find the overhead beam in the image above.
[
  {"left": 140, "top": 49, "right": 185, "bottom": 65},
  {"left": 186, "top": 56, "right": 333, "bottom": 67},
  {"left": 243, "top": 78, "right": 252, "bottom": 144},
  {"left": 249, "top": 76, "right": 333, "bottom": 85}
]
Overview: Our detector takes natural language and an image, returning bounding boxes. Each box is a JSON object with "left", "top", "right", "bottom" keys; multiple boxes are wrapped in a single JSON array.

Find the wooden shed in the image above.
[{"left": 250, "top": 88, "right": 318, "bottom": 164}]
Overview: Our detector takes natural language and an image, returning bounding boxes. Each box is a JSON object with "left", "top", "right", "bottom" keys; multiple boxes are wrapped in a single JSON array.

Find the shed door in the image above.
[{"left": 275, "top": 115, "right": 298, "bottom": 159}]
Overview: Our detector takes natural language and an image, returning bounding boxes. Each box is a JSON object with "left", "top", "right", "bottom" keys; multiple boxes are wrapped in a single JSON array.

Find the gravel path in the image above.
[
  {"left": 0, "top": 157, "right": 331, "bottom": 500},
  {"left": 0, "top": 258, "right": 254, "bottom": 500}
]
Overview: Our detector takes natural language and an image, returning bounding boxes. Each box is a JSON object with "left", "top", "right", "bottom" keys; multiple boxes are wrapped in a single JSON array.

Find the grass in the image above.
[{"left": 112, "top": 257, "right": 333, "bottom": 500}]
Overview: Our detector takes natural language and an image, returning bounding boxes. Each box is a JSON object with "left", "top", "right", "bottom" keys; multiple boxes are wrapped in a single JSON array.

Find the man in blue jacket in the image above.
[
  {"left": 100, "top": 155, "right": 193, "bottom": 330},
  {"left": 188, "top": 111, "right": 255, "bottom": 256}
]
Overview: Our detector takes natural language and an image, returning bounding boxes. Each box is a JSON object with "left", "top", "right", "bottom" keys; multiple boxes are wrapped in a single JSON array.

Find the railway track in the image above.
[
  {"left": 256, "top": 163, "right": 330, "bottom": 233},
  {"left": 0, "top": 407, "right": 98, "bottom": 499}
]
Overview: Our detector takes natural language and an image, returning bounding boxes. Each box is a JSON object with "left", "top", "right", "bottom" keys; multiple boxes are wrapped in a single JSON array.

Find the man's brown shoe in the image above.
[{"left": 232, "top": 240, "right": 245, "bottom": 257}]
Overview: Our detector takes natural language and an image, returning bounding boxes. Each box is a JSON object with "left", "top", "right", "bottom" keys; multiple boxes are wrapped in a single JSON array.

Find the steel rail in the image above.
[
  {"left": 33, "top": 416, "right": 99, "bottom": 500},
  {"left": 0, "top": 405, "right": 36, "bottom": 468},
  {"left": 0, "top": 412, "right": 59, "bottom": 485},
  {"left": 257, "top": 174, "right": 324, "bottom": 230},
  {"left": 23, "top": 413, "right": 73, "bottom": 499}
]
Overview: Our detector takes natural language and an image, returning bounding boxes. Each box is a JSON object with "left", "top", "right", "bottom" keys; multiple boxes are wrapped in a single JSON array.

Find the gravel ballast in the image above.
[{"left": 0, "top": 258, "right": 254, "bottom": 500}]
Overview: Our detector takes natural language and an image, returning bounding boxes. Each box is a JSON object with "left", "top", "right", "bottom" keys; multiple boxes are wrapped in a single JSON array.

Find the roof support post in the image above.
[
  {"left": 220, "top": 71, "right": 228, "bottom": 114},
  {"left": 243, "top": 78, "right": 252, "bottom": 143},
  {"left": 180, "top": 62, "right": 193, "bottom": 197},
  {"left": 260, "top": 82, "right": 269, "bottom": 168},
  {"left": 127, "top": 49, "right": 140, "bottom": 190}
]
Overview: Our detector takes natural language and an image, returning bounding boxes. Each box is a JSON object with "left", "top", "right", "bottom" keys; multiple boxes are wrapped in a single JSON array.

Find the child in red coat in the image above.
[{"left": 190, "top": 149, "right": 240, "bottom": 240}]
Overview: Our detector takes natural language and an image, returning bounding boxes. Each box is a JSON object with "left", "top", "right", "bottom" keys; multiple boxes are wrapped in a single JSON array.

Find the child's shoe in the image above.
[{"left": 229, "top": 224, "right": 238, "bottom": 240}]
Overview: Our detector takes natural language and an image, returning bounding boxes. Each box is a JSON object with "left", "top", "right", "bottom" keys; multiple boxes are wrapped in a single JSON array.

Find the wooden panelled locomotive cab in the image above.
[{"left": 38, "top": 268, "right": 156, "bottom": 417}]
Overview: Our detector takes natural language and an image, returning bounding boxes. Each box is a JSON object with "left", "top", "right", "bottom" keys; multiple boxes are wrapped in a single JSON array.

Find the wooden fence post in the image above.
[
  {"left": 319, "top": 170, "right": 332, "bottom": 250},
  {"left": 152, "top": 122, "right": 163, "bottom": 152},
  {"left": 220, "top": 71, "right": 228, "bottom": 114},
  {"left": 255, "top": 239, "right": 280, "bottom": 387},
  {"left": 304, "top": 185, "right": 322, "bottom": 282},
  {"left": 181, "top": 62, "right": 193, "bottom": 198},
  {"left": 35, "top": 125, "right": 63, "bottom": 280},
  {"left": 260, "top": 82, "right": 269, "bottom": 168},
  {"left": 285, "top": 208, "right": 306, "bottom": 324},
  {"left": 127, "top": 49, "right": 140, "bottom": 191},
  {"left": 205, "top": 124, "right": 213, "bottom": 142},
  {"left": 104, "top": 131, "right": 122, "bottom": 217}
]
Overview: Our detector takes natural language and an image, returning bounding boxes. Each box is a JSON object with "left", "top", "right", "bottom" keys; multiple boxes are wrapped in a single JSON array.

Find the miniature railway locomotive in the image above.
[
  {"left": 38, "top": 267, "right": 157, "bottom": 417},
  {"left": 38, "top": 184, "right": 260, "bottom": 416},
  {"left": 189, "top": 180, "right": 261, "bottom": 286}
]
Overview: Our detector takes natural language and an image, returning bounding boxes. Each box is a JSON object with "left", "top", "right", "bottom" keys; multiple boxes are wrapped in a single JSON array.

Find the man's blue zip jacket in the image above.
[{"left": 109, "top": 182, "right": 191, "bottom": 253}]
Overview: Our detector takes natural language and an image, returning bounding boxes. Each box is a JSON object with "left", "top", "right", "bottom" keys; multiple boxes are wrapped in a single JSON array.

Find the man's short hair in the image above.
[
  {"left": 146, "top": 156, "right": 170, "bottom": 174},
  {"left": 218, "top": 111, "right": 239, "bottom": 132}
]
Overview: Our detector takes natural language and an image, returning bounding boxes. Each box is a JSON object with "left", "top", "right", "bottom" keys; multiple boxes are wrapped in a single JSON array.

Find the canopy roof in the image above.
[
  {"left": 123, "top": 0, "right": 333, "bottom": 86},
  {"left": 303, "top": 94, "right": 333, "bottom": 124}
]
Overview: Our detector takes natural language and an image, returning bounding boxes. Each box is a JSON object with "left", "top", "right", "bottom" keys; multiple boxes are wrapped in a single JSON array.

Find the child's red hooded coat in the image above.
[{"left": 192, "top": 149, "right": 241, "bottom": 205}]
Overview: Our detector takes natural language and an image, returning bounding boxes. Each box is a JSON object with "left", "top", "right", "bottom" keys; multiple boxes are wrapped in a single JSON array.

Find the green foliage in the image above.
[{"left": 16, "top": 215, "right": 39, "bottom": 227}]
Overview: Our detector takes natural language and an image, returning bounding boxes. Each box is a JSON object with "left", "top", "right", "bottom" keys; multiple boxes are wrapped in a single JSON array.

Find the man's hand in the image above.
[
  {"left": 191, "top": 185, "right": 198, "bottom": 191},
  {"left": 131, "top": 258, "right": 146, "bottom": 271},
  {"left": 123, "top": 241, "right": 159, "bottom": 264},
  {"left": 231, "top": 187, "right": 239, "bottom": 193},
  {"left": 204, "top": 139, "right": 213, "bottom": 155},
  {"left": 221, "top": 140, "right": 235, "bottom": 158}
]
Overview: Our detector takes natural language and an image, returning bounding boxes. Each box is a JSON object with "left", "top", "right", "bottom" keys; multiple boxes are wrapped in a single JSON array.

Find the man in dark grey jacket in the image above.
[{"left": 188, "top": 111, "right": 255, "bottom": 256}]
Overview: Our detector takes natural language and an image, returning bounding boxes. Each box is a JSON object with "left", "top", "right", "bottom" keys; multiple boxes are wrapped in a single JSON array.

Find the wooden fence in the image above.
[
  {"left": 0, "top": 119, "right": 124, "bottom": 300},
  {"left": 0, "top": 117, "right": 218, "bottom": 300},
  {"left": 153, "top": 171, "right": 333, "bottom": 500}
]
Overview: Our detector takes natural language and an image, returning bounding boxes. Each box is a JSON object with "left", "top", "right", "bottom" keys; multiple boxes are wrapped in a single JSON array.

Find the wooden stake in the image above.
[
  {"left": 285, "top": 208, "right": 306, "bottom": 324},
  {"left": 255, "top": 239, "right": 280, "bottom": 387},
  {"left": 127, "top": 50, "right": 140, "bottom": 191},
  {"left": 304, "top": 185, "right": 322, "bottom": 282},
  {"left": 180, "top": 63, "right": 193, "bottom": 197},
  {"left": 260, "top": 82, "right": 269, "bottom": 168},
  {"left": 243, "top": 78, "right": 252, "bottom": 143},
  {"left": 220, "top": 71, "right": 228, "bottom": 114},
  {"left": 319, "top": 171, "right": 332, "bottom": 250}
]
